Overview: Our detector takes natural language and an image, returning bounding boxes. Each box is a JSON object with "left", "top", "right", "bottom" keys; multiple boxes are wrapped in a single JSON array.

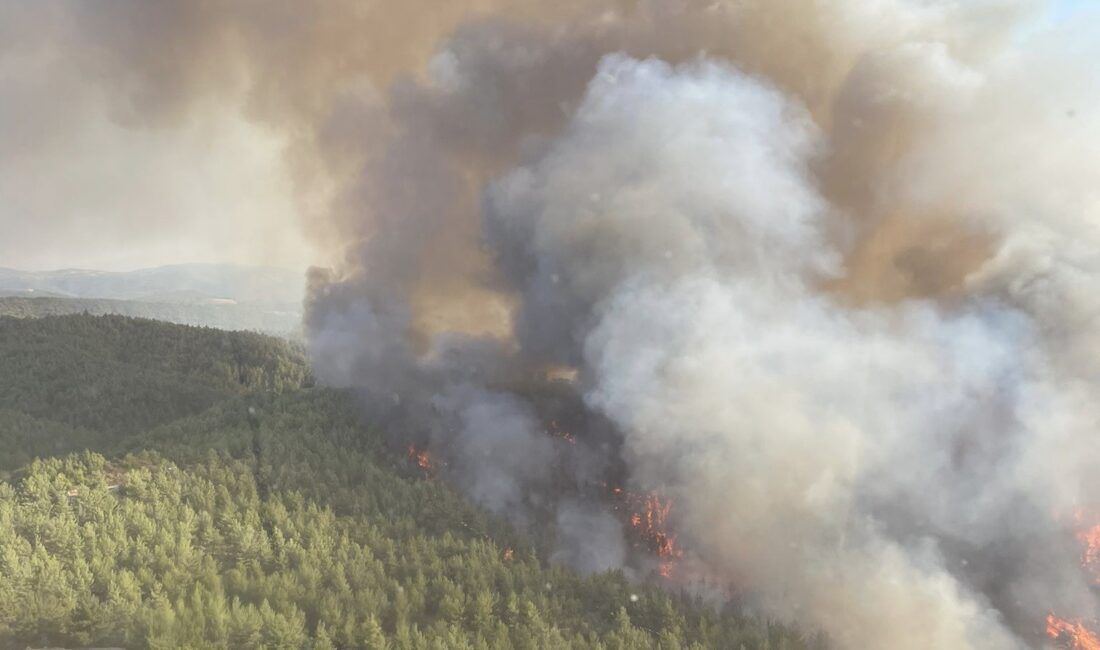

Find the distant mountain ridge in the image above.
[
  {"left": 0, "top": 264, "right": 306, "bottom": 335},
  {"left": 0, "top": 263, "right": 305, "bottom": 305},
  {"left": 0, "top": 296, "right": 303, "bottom": 336}
]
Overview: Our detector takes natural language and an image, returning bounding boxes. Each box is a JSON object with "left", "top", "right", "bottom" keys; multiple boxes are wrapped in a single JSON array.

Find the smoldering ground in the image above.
[{"left": 10, "top": 1, "right": 1100, "bottom": 647}]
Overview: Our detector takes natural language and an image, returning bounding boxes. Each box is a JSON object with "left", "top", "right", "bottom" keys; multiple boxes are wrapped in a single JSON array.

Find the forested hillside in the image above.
[
  {"left": 0, "top": 314, "right": 814, "bottom": 649},
  {"left": 0, "top": 314, "right": 309, "bottom": 467}
]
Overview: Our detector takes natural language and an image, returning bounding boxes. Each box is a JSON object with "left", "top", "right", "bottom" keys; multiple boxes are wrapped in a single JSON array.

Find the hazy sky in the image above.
[
  {"left": 0, "top": 0, "right": 1088, "bottom": 273},
  {"left": 0, "top": 82, "right": 309, "bottom": 271},
  {"left": 0, "top": 3, "right": 314, "bottom": 272},
  {"left": 0, "top": 105, "right": 308, "bottom": 272},
  {"left": 1050, "top": 0, "right": 1087, "bottom": 18}
]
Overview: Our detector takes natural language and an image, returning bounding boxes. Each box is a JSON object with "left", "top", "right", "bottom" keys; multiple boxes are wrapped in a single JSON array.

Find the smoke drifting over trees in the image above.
[{"left": 10, "top": 1, "right": 1100, "bottom": 647}]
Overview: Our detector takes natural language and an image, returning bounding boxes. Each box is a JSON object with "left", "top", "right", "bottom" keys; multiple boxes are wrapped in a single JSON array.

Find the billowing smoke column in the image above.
[
  {"left": 19, "top": 0, "right": 1100, "bottom": 647},
  {"left": 305, "top": 4, "right": 1100, "bottom": 647}
]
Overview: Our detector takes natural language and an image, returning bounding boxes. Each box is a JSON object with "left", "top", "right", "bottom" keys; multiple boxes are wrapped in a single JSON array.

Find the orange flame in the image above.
[
  {"left": 503, "top": 548, "right": 514, "bottom": 561},
  {"left": 547, "top": 420, "right": 577, "bottom": 445},
  {"left": 1075, "top": 510, "right": 1100, "bottom": 581},
  {"left": 1048, "top": 614, "right": 1100, "bottom": 650},
  {"left": 1047, "top": 512, "right": 1100, "bottom": 648},
  {"left": 407, "top": 445, "right": 435, "bottom": 475},
  {"left": 609, "top": 486, "right": 683, "bottom": 577}
]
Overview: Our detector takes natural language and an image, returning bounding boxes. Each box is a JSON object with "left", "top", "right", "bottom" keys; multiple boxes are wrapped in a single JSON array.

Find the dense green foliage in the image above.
[
  {"left": 0, "top": 314, "right": 310, "bottom": 466},
  {"left": 0, "top": 408, "right": 100, "bottom": 474},
  {"left": 0, "top": 314, "right": 817, "bottom": 649}
]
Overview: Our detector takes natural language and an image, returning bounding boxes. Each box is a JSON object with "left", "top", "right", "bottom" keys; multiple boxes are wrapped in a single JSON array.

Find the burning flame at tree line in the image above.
[
  {"left": 1048, "top": 614, "right": 1100, "bottom": 650},
  {"left": 1075, "top": 511, "right": 1100, "bottom": 581},
  {"left": 1047, "top": 512, "right": 1100, "bottom": 649},
  {"left": 614, "top": 489, "right": 683, "bottom": 578},
  {"left": 408, "top": 421, "right": 1100, "bottom": 641},
  {"left": 406, "top": 433, "right": 684, "bottom": 577},
  {"left": 548, "top": 423, "right": 681, "bottom": 575},
  {"left": 407, "top": 445, "right": 435, "bottom": 475},
  {"left": 406, "top": 419, "right": 1100, "bottom": 642}
]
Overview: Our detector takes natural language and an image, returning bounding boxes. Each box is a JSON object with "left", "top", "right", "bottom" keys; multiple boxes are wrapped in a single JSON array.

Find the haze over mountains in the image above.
[
  {"left": 0, "top": 263, "right": 304, "bottom": 304},
  {"left": 0, "top": 264, "right": 305, "bottom": 335},
  {"left": 2, "top": 0, "right": 1098, "bottom": 647}
]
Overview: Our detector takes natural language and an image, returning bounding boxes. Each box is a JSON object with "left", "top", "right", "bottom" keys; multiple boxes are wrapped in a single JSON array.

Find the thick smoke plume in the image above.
[{"left": 18, "top": 1, "right": 1100, "bottom": 647}]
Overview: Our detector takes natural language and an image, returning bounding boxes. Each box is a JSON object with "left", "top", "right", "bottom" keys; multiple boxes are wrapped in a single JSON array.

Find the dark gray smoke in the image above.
[
  {"left": 10, "top": 1, "right": 1100, "bottom": 647},
  {"left": 304, "top": 4, "right": 1100, "bottom": 648}
]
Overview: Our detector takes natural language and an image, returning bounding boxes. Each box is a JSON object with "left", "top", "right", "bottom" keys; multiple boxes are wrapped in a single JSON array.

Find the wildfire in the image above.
[
  {"left": 503, "top": 547, "right": 514, "bottom": 561},
  {"left": 609, "top": 486, "right": 683, "bottom": 577},
  {"left": 547, "top": 420, "right": 577, "bottom": 445},
  {"left": 407, "top": 445, "right": 435, "bottom": 475},
  {"left": 1075, "top": 511, "right": 1100, "bottom": 580},
  {"left": 1047, "top": 512, "right": 1100, "bottom": 648},
  {"left": 1048, "top": 615, "right": 1100, "bottom": 650}
]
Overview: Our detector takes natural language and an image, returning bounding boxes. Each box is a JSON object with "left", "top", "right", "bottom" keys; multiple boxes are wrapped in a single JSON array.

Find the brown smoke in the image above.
[{"left": 10, "top": 1, "right": 1100, "bottom": 648}]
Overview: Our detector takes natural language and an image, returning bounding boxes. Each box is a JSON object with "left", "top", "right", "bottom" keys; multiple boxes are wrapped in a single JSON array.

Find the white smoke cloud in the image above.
[
  {"left": 552, "top": 501, "right": 629, "bottom": 575},
  {"left": 489, "top": 55, "right": 1044, "bottom": 648},
  {"left": 321, "top": 34, "right": 1100, "bottom": 644},
  {"left": 301, "top": 4, "right": 1100, "bottom": 647},
  {"left": 16, "top": 0, "right": 1100, "bottom": 647}
]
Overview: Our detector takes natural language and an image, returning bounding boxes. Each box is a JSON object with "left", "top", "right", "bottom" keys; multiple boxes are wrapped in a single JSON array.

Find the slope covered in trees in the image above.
[
  {"left": 0, "top": 314, "right": 816, "bottom": 649},
  {"left": 0, "top": 314, "right": 310, "bottom": 467}
]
